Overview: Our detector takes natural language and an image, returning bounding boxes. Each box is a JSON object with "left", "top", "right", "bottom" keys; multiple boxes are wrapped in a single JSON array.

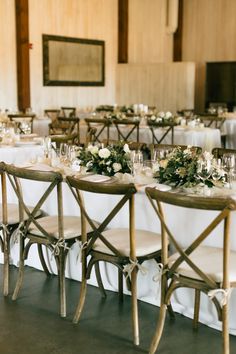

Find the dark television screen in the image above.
[{"left": 205, "top": 61, "right": 236, "bottom": 111}]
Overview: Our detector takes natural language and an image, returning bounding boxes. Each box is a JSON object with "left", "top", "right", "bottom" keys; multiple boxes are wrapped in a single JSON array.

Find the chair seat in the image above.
[
  {"left": 0, "top": 203, "right": 41, "bottom": 225},
  {"left": 92, "top": 228, "right": 162, "bottom": 257},
  {"left": 28, "top": 215, "right": 84, "bottom": 239},
  {"left": 169, "top": 245, "right": 236, "bottom": 283}
]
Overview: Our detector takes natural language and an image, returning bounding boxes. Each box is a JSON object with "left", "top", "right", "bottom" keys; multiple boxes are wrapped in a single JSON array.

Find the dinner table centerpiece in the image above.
[
  {"left": 77, "top": 143, "right": 131, "bottom": 176},
  {"left": 154, "top": 146, "right": 225, "bottom": 188}
]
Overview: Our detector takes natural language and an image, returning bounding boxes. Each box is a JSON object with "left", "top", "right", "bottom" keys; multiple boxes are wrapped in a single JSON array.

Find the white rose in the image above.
[
  {"left": 123, "top": 143, "right": 130, "bottom": 153},
  {"left": 98, "top": 148, "right": 111, "bottom": 159},
  {"left": 87, "top": 145, "right": 99, "bottom": 155},
  {"left": 158, "top": 111, "right": 165, "bottom": 118},
  {"left": 113, "top": 162, "right": 122, "bottom": 172},
  {"left": 203, "top": 151, "right": 213, "bottom": 161},
  {"left": 165, "top": 111, "right": 172, "bottom": 119},
  {"left": 150, "top": 115, "right": 156, "bottom": 121}
]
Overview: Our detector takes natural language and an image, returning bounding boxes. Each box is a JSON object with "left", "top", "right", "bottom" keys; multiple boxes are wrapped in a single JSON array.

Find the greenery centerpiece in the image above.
[
  {"left": 149, "top": 111, "right": 174, "bottom": 123},
  {"left": 155, "top": 146, "right": 225, "bottom": 188},
  {"left": 77, "top": 143, "right": 131, "bottom": 176}
]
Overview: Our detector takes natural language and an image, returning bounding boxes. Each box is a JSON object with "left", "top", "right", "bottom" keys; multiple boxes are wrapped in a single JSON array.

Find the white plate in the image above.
[
  {"left": 20, "top": 133, "right": 38, "bottom": 139},
  {"left": 80, "top": 174, "right": 111, "bottom": 183},
  {"left": 15, "top": 141, "right": 38, "bottom": 146},
  {"left": 155, "top": 183, "right": 172, "bottom": 191}
]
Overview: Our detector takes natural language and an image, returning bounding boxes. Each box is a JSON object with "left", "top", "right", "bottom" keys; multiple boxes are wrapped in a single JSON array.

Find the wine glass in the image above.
[
  {"left": 197, "top": 159, "right": 212, "bottom": 187},
  {"left": 211, "top": 158, "right": 224, "bottom": 182},
  {"left": 59, "top": 143, "right": 69, "bottom": 163},
  {"left": 222, "top": 153, "right": 236, "bottom": 187}
]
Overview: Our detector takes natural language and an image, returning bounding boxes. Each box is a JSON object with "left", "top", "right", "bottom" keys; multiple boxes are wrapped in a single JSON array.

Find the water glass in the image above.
[
  {"left": 128, "top": 150, "right": 143, "bottom": 176},
  {"left": 43, "top": 136, "right": 51, "bottom": 158},
  {"left": 59, "top": 143, "right": 69, "bottom": 162}
]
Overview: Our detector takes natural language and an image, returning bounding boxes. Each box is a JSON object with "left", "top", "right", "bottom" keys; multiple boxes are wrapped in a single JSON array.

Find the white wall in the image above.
[
  {"left": 29, "top": 0, "right": 117, "bottom": 115},
  {"left": 0, "top": 0, "right": 17, "bottom": 111}
]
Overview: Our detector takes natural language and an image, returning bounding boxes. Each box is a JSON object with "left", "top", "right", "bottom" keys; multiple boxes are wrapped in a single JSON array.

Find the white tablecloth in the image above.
[
  {"left": 0, "top": 146, "right": 235, "bottom": 335},
  {"left": 33, "top": 118, "right": 51, "bottom": 137},
  {"left": 80, "top": 124, "right": 221, "bottom": 152}
]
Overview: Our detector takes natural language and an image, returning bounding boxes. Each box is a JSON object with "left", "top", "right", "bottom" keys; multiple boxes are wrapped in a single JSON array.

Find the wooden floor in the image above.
[{"left": 1, "top": 265, "right": 236, "bottom": 354}]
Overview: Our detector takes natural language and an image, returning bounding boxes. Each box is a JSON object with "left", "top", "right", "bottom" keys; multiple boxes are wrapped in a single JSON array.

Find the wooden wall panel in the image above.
[
  {"left": 116, "top": 62, "right": 195, "bottom": 112},
  {"left": 182, "top": 0, "right": 236, "bottom": 112},
  {"left": 129, "top": 0, "right": 173, "bottom": 63},
  {"left": 0, "top": 0, "right": 17, "bottom": 110},
  {"left": 28, "top": 0, "right": 117, "bottom": 115}
]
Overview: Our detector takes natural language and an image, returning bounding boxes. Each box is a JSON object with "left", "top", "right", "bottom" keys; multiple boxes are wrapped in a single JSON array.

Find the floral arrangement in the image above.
[
  {"left": 150, "top": 111, "right": 173, "bottom": 123},
  {"left": 77, "top": 143, "right": 131, "bottom": 176},
  {"left": 155, "top": 147, "right": 225, "bottom": 188}
]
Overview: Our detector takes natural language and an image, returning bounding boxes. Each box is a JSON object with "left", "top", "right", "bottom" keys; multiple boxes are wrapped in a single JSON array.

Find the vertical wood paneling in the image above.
[
  {"left": 129, "top": 0, "right": 173, "bottom": 63},
  {"left": 116, "top": 62, "right": 195, "bottom": 112},
  {"left": 0, "top": 0, "right": 17, "bottom": 110},
  {"left": 182, "top": 0, "right": 236, "bottom": 111},
  {"left": 29, "top": 0, "right": 117, "bottom": 115}
]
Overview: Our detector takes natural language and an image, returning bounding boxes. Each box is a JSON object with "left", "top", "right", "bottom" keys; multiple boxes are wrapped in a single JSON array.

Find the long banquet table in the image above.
[
  {"left": 79, "top": 123, "right": 221, "bottom": 152},
  {"left": 32, "top": 118, "right": 221, "bottom": 152},
  {"left": 1, "top": 144, "right": 236, "bottom": 336}
]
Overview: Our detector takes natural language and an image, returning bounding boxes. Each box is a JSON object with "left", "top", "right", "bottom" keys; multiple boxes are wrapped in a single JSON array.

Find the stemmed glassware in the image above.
[
  {"left": 127, "top": 150, "right": 143, "bottom": 177},
  {"left": 197, "top": 159, "right": 212, "bottom": 190},
  {"left": 59, "top": 143, "right": 69, "bottom": 163},
  {"left": 222, "top": 153, "right": 236, "bottom": 187},
  {"left": 211, "top": 158, "right": 224, "bottom": 182},
  {"left": 42, "top": 136, "right": 51, "bottom": 158}
]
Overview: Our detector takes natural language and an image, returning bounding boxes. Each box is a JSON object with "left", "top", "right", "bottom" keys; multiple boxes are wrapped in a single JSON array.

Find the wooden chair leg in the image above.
[
  {"left": 94, "top": 262, "right": 106, "bottom": 298},
  {"left": 149, "top": 304, "right": 167, "bottom": 354},
  {"left": 37, "top": 244, "right": 51, "bottom": 276},
  {"left": 3, "top": 231, "right": 10, "bottom": 296},
  {"left": 222, "top": 303, "right": 230, "bottom": 354},
  {"left": 167, "top": 303, "right": 175, "bottom": 319},
  {"left": 118, "top": 268, "right": 123, "bottom": 301},
  {"left": 59, "top": 253, "right": 66, "bottom": 318},
  {"left": 73, "top": 250, "right": 87, "bottom": 324},
  {"left": 131, "top": 267, "right": 139, "bottom": 346},
  {"left": 12, "top": 237, "right": 25, "bottom": 300},
  {"left": 193, "top": 289, "right": 201, "bottom": 329}
]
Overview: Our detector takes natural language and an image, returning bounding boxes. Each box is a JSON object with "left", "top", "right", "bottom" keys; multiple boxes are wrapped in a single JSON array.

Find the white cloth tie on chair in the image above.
[
  {"left": 208, "top": 288, "right": 232, "bottom": 307},
  {"left": 152, "top": 263, "right": 164, "bottom": 282},
  {"left": 76, "top": 240, "right": 88, "bottom": 263},
  {"left": 123, "top": 258, "right": 148, "bottom": 280},
  {"left": 52, "top": 238, "right": 70, "bottom": 257},
  {"left": 1, "top": 223, "right": 10, "bottom": 236},
  {"left": 11, "top": 222, "right": 25, "bottom": 243}
]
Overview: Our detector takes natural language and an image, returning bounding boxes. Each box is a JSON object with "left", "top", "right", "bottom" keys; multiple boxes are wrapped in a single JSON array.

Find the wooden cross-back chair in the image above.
[
  {"left": 44, "top": 109, "right": 60, "bottom": 121},
  {"left": 66, "top": 176, "right": 164, "bottom": 346},
  {"left": 146, "top": 187, "right": 236, "bottom": 354},
  {"left": 113, "top": 119, "right": 140, "bottom": 143},
  {"left": 147, "top": 120, "right": 177, "bottom": 145},
  {"left": 199, "top": 115, "right": 227, "bottom": 147},
  {"left": 50, "top": 133, "right": 80, "bottom": 148},
  {"left": 85, "top": 117, "right": 111, "bottom": 144},
  {"left": 8, "top": 114, "right": 35, "bottom": 134},
  {"left": 212, "top": 147, "right": 236, "bottom": 159},
  {"left": 61, "top": 106, "right": 76, "bottom": 118},
  {"left": 0, "top": 163, "right": 43, "bottom": 296},
  {"left": 3, "top": 163, "right": 86, "bottom": 317}
]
